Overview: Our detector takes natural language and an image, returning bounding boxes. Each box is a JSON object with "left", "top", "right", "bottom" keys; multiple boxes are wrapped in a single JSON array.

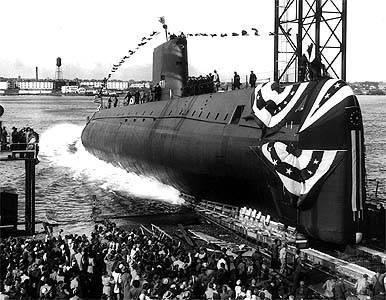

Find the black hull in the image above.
[{"left": 82, "top": 81, "right": 366, "bottom": 244}]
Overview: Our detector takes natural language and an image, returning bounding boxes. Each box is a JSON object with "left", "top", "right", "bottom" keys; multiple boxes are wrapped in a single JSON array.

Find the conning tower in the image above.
[{"left": 152, "top": 37, "right": 188, "bottom": 100}]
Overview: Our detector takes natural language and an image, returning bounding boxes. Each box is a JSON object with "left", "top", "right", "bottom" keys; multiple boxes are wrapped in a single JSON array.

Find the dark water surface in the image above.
[{"left": 0, "top": 95, "right": 385, "bottom": 233}]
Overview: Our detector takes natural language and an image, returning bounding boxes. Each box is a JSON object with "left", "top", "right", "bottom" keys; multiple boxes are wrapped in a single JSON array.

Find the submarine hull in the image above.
[{"left": 82, "top": 79, "right": 365, "bottom": 244}]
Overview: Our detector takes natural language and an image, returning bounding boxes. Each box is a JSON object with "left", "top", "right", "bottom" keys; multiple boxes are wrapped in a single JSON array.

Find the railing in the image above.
[{"left": 0, "top": 142, "right": 38, "bottom": 159}]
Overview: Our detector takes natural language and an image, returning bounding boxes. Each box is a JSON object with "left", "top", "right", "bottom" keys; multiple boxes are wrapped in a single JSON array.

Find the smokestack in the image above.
[{"left": 35, "top": 67, "right": 38, "bottom": 81}]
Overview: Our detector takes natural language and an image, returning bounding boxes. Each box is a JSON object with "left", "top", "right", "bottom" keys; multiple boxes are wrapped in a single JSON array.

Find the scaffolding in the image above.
[{"left": 274, "top": 0, "right": 347, "bottom": 83}]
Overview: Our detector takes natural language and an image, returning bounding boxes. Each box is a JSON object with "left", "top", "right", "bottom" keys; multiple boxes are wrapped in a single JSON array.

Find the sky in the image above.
[{"left": 0, "top": 0, "right": 385, "bottom": 82}]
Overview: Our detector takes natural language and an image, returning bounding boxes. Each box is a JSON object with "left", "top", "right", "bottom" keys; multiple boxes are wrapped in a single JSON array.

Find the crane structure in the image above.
[{"left": 274, "top": 0, "right": 347, "bottom": 83}]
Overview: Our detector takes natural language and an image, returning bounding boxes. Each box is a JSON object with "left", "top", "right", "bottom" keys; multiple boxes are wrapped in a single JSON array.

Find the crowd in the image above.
[
  {"left": 97, "top": 89, "right": 152, "bottom": 109},
  {"left": 0, "top": 126, "right": 39, "bottom": 156},
  {"left": 183, "top": 75, "right": 217, "bottom": 96},
  {"left": 0, "top": 220, "right": 316, "bottom": 300},
  {"left": 1, "top": 220, "right": 386, "bottom": 299}
]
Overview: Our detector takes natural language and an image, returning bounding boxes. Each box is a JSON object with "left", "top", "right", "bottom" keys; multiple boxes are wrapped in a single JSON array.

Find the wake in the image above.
[{"left": 39, "top": 123, "right": 183, "bottom": 205}]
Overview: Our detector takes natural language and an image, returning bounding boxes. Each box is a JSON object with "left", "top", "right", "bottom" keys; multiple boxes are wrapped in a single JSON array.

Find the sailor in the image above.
[
  {"left": 154, "top": 84, "right": 162, "bottom": 102},
  {"left": 213, "top": 70, "right": 220, "bottom": 92},
  {"left": 134, "top": 90, "right": 140, "bottom": 104},
  {"left": 159, "top": 75, "right": 166, "bottom": 88},
  {"left": 124, "top": 91, "right": 131, "bottom": 106},
  {"left": 113, "top": 96, "right": 119, "bottom": 107},
  {"left": 139, "top": 90, "right": 145, "bottom": 103},
  {"left": 249, "top": 71, "right": 257, "bottom": 88},
  {"left": 233, "top": 72, "right": 241, "bottom": 90}
]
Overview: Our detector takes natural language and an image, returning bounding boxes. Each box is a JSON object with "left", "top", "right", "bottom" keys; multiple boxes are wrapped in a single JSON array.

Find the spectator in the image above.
[
  {"left": 322, "top": 277, "right": 335, "bottom": 298},
  {"left": 0, "top": 220, "right": 299, "bottom": 300},
  {"left": 371, "top": 269, "right": 386, "bottom": 296},
  {"left": 294, "top": 280, "right": 309, "bottom": 300},
  {"left": 279, "top": 242, "right": 288, "bottom": 275},
  {"left": 355, "top": 273, "right": 370, "bottom": 300},
  {"left": 332, "top": 277, "right": 347, "bottom": 300}
]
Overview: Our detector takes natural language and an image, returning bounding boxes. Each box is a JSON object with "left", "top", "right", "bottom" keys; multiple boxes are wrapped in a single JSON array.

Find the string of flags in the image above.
[
  {"left": 183, "top": 28, "right": 260, "bottom": 37},
  {"left": 100, "top": 16, "right": 266, "bottom": 89},
  {"left": 102, "top": 30, "right": 160, "bottom": 87}
]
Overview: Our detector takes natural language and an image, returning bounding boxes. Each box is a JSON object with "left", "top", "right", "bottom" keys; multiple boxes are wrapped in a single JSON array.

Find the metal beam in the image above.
[
  {"left": 274, "top": 0, "right": 280, "bottom": 82},
  {"left": 297, "top": 0, "right": 304, "bottom": 82},
  {"left": 273, "top": 0, "right": 347, "bottom": 82},
  {"left": 341, "top": 0, "right": 347, "bottom": 81}
]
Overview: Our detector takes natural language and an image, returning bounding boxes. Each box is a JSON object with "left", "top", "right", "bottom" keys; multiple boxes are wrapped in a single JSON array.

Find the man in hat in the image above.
[
  {"left": 233, "top": 72, "right": 241, "bottom": 90},
  {"left": 249, "top": 71, "right": 257, "bottom": 88}
]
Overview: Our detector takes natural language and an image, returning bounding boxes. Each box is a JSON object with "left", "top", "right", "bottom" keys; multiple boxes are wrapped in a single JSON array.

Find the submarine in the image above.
[{"left": 82, "top": 36, "right": 366, "bottom": 244}]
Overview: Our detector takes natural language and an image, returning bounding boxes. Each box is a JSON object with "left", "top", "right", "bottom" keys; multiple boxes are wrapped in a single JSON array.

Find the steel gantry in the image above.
[{"left": 274, "top": 0, "right": 347, "bottom": 83}]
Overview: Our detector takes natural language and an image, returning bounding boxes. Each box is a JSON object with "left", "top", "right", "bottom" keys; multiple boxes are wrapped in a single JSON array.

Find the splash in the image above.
[{"left": 39, "top": 123, "right": 184, "bottom": 204}]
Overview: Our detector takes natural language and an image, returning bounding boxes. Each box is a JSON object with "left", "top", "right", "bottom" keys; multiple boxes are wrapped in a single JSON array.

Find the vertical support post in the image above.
[
  {"left": 297, "top": 0, "right": 303, "bottom": 82},
  {"left": 315, "top": 0, "right": 322, "bottom": 59},
  {"left": 24, "top": 157, "right": 35, "bottom": 235},
  {"left": 341, "top": 0, "right": 347, "bottom": 81},
  {"left": 31, "top": 159, "right": 35, "bottom": 235},
  {"left": 25, "top": 159, "right": 31, "bottom": 234},
  {"left": 274, "top": 0, "right": 280, "bottom": 82}
]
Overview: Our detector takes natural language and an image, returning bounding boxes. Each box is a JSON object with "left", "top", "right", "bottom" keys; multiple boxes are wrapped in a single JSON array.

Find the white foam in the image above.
[{"left": 39, "top": 123, "right": 184, "bottom": 205}]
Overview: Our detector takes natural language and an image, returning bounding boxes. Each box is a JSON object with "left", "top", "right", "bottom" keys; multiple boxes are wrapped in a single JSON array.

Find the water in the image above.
[
  {"left": 358, "top": 96, "right": 386, "bottom": 200},
  {"left": 0, "top": 96, "right": 183, "bottom": 234},
  {"left": 0, "top": 95, "right": 385, "bottom": 233}
]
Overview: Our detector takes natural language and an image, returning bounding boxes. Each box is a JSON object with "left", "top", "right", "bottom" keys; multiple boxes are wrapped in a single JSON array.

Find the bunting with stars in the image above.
[
  {"left": 251, "top": 81, "right": 309, "bottom": 128},
  {"left": 261, "top": 141, "right": 344, "bottom": 198},
  {"left": 299, "top": 79, "right": 354, "bottom": 132}
]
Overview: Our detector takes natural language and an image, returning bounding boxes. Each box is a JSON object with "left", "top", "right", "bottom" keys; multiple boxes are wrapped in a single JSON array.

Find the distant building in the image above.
[
  {"left": 17, "top": 79, "right": 54, "bottom": 94},
  {"left": 79, "top": 80, "right": 104, "bottom": 89},
  {"left": 107, "top": 80, "right": 129, "bottom": 90},
  {"left": 129, "top": 82, "right": 151, "bottom": 89},
  {"left": 0, "top": 81, "right": 8, "bottom": 94},
  {"left": 61, "top": 85, "right": 79, "bottom": 94},
  {"left": 79, "top": 79, "right": 129, "bottom": 90}
]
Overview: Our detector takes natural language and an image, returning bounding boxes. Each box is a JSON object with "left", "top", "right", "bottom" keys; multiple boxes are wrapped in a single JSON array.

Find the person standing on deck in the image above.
[
  {"left": 249, "top": 71, "right": 257, "bottom": 88},
  {"left": 213, "top": 70, "right": 220, "bottom": 92},
  {"left": 233, "top": 72, "right": 241, "bottom": 90}
]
